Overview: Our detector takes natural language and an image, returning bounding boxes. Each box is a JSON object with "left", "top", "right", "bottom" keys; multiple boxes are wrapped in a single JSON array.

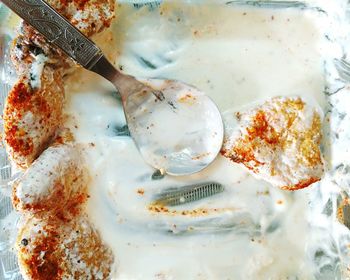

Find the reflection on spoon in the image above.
[{"left": 125, "top": 79, "right": 224, "bottom": 175}]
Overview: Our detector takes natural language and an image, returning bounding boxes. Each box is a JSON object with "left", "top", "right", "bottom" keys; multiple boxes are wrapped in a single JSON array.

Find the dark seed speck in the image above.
[{"left": 21, "top": 238, "right": 29, "bottom": 246}]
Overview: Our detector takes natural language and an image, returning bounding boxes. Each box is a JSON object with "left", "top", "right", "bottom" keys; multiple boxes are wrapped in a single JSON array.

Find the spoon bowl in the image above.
[{"left": 125, "top": 79, "right": 224, "bottom": 175}]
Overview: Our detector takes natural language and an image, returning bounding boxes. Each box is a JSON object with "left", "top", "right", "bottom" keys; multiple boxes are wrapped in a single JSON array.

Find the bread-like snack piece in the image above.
[
  {"left": 4, "top": 0, "right": 115, "bottom": 169},
  {"left": 17, "top": 214, "right": 114, "bottom": 280},
  {"left": 46, "top": 0, "right": 116, "bottom": 37},
  {"left": 221, "top": 96, "right": 324, "bottom": 190},
  {"left": 12, "top": 144, "right": 89, "bottom": 215},
  {"left": 4, "top": 66, "right": 65, "bottom": 169}
]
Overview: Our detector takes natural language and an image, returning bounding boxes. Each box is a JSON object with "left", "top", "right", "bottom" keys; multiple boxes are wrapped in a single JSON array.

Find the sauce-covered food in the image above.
[{"left": 2, "top": 0, "right": 350, "bottom": 279}]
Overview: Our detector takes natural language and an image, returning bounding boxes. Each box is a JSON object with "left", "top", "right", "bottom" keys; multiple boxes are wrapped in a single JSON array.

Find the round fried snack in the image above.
[
  {"left": 17, "top": 214, "right": 114, "bottom": 280},
  {"left": 4, "top": 66, "right": 65, "bottom": 169},
  {"left": 12, "top": 144, "right": 89, "bottom": 216},
  {"left": 222, "top": 97, "right": 324, "bottom": 190},
  {"left": 45, "top": 0, "right": 116, "bottom": 37}
]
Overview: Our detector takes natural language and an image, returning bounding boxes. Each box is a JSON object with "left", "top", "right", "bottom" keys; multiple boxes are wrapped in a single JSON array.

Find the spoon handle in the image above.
[{"left": 1, "top": 0, "right": 103, "bottom": 69}]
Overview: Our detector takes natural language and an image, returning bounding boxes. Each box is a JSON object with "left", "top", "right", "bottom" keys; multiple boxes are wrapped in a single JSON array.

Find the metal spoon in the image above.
[{"left": 2, "top": 0, "right": 224, "bottom": 176}]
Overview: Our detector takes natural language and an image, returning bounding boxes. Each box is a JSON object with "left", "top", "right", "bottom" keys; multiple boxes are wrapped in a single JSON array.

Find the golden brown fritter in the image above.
[
  {"left": 4, "top": 66, "right": 65, "bottom": 169},
  {"left": 12, "top": 144, "right": 89, "bottom": 216},
  {"left": 221, "top": 97, "right": 324, "bottom": 190},
  {"left": 17, "top": 214, "right": 114, "bottom": 280},
  {"left": 45, "top": 0, "right": 116, "bottom": 37}
]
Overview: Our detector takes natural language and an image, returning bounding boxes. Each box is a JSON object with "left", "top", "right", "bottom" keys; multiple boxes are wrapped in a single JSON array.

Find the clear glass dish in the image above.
[{"left": 1, "top": 1, "right": 350, "bottom": 279}]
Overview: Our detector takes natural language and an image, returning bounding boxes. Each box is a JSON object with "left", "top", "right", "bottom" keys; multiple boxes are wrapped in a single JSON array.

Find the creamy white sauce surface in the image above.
[
  {"left": 63, "top": 2, "right": 348, "bottom": 279},
  {"left": 29, "top": 54, "right": 47, "bottom": 89}
]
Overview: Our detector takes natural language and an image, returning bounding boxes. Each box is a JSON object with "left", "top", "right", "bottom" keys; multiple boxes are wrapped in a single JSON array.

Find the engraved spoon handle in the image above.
[{"left": 1, "top": 0, "right": 103, "bottom": 69}]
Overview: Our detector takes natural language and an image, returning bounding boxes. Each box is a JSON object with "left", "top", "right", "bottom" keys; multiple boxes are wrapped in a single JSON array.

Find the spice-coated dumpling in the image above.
[
  {"left": 4, "top": 67, "right": 64, "bottom": 169},
  {"left": 221, "top": 96, "right": 324, "bottom": 190},
  {"left": 17, "top": 214, "right": 114, "bottom": 280},
  {"left": 12, "top": 144, "right": 89, "bottom": 216}
]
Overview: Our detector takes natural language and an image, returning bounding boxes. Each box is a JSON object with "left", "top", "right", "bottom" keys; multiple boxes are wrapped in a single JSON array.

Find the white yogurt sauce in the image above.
[
  {"left": 64, "top": 2, "right": 342, "bottom": 279},
  {"left": 29, "top": 54, "right": 47, "bottom": 89}
]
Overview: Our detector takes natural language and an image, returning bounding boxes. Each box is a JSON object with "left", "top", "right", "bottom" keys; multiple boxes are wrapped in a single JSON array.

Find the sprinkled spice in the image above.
[
  {"left": 137, "top": 188, "right": 145, "bottom": 195},
  {"left": 148, "top": 204, "right": 233, "bottom": 217},
  {"left": 221, "top": 97, "right": 323, "bottom": 190}
]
